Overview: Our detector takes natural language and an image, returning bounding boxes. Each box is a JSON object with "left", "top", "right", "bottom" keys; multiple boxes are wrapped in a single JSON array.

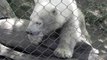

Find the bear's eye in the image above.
[
  {"left": 35, "top": 22, "right": 42, "bottom": 25},
  {"left": 52, "top": 10, "right": 56, "bottom": 14},
  {"left": 52, "top": 9, "right": 57, "bottom": 15}
]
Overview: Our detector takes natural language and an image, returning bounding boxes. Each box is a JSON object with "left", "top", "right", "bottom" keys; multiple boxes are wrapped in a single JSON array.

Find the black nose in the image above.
[{"left": 26, "top": 31, "right": 33, "bottom": 35}]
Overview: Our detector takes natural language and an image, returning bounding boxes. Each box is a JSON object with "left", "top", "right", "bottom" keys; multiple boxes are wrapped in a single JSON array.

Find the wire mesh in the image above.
[{"left": 0, "top": 0, "right": 107, "bottom": 60}]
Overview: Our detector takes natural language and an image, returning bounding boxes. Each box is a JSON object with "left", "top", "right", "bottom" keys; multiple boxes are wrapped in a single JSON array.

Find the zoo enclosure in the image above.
[{"left": 0, "top": 0, "right": 107, "bottom": 60}]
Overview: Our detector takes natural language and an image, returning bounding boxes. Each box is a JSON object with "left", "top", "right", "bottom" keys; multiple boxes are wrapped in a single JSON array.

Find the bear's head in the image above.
[{"left": 26, "top": 3, "right": 66, "bottom": 45}]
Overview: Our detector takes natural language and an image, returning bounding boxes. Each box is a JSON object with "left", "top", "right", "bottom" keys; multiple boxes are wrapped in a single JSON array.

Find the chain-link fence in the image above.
[{"left": 0, "top": 0, "right": 107, "bottom": 60}]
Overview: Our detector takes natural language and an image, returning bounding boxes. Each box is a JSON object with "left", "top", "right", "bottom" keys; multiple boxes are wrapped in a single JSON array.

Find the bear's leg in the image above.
[{"left": 54, "top": 21, "right": 78, "bottom": 58}]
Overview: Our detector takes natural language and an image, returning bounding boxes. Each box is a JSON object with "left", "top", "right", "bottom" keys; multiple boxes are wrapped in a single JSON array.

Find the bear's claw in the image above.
[{"left": 54, "top": 48, "right": 73, "bottom": 58}]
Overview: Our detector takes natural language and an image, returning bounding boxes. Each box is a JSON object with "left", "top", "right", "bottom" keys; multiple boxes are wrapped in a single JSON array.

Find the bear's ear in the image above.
[{"left": 51, "top": 9, "right": 57, "bottom": 16}]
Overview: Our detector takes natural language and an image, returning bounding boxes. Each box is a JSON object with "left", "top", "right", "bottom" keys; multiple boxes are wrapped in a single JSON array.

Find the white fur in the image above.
[{"left": 27, "top": 0, "right": 92, "bottom": 58}]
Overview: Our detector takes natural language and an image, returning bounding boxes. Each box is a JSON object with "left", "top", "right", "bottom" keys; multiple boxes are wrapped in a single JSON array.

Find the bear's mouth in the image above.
[{"left": 27, "top": 34, "right": 43, "bottom": 45}]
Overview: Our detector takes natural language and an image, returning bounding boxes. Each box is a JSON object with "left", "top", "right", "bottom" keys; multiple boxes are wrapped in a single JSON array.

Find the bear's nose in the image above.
[{"left": 26, "top": 31, "right": 33, "bottom": 35}]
